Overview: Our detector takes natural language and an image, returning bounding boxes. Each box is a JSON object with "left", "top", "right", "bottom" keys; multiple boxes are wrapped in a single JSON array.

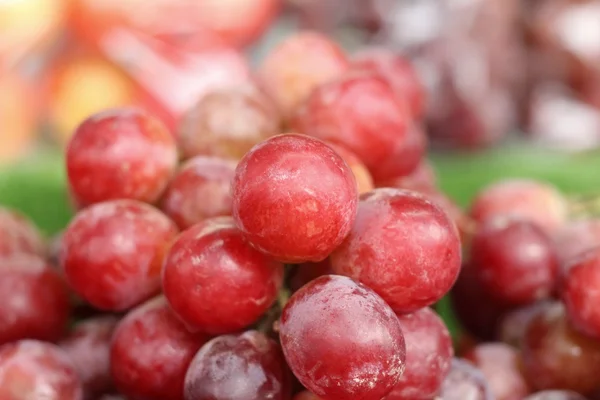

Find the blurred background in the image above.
[{"left": 0, "top": 0, "right": 599, "bottom": 234}]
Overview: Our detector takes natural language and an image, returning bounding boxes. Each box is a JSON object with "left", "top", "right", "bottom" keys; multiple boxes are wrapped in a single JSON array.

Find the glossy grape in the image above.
[
  {"left": 469, "top": 218, "right": 558, "bottom": 306},
  {"left": 61, "top": 199, "right": 178, "bottom": 311},
  {"left": 160, "top": 156, "right": 237, "bottom": 229},
  {"left": 561, "top": 248, "right": 600, "bottom": 338},
  {"left": 66, "top": 108, "right": 178, "bottom": 207},
  {"left": 331, "top": 188, "right": 461, "bottom": 313},
  {"left": 279, "top": 275, "right": 406, "bottom": 400},
  {"left": 231, "top": 134, "right": 358, "bottom": 263},
  {"left": 522, "top": 303, "right": 600, "bottom": 394},
  {"left": 177, "top": 84, "right": 281, "bottom": 161},
  {"left": 60, "top": 316, "right": 119, "bottom": 398},
  {"left": 291, "top": 72, "right": 419, "bottom": 182},
  {"left": 162, "top": 217, "right": 284, "bottom": 334},
  {"left": 384, "top": 307, "right": 453, "bottom": 400},
  {"left": 110, "top": 296, "right": 209, "bottom": 400},
  {"left": 0, "top": 254, "right": 71, "bottom": 345},
  {"left": 184, "top": 330, "right": 290, "bottom": 400},
  {"left": 0, "top": 340, "right": 83, "bottom": 400}
]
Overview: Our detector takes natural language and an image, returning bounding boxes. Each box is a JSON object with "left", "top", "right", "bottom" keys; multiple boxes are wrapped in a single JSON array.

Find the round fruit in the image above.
[
  {"left": 160, "top": 156, "right": 237, "bottom": 229},
  {"left": 177, "top": 84, "right": 281, "bottom": 160},
  {"left": 61, "top": 199, "right": 178, "bottom": 311},
  {"left": 291, "top": 72, "right": 420, "bottom": 182},
  {"left": 184, "top": 330, "right": 290, "bottom": 400},
  {"left": 384, "top": 307, "right": 453, "bottom": 400},
  {"left": 110, "top": 296, "right": 209, "bottom": 400},
  {"left": 0, "top": 254, "right": 70, "bottom": 345},
  {"left": 469, "top": 179, "right": 567, "bottom": 234},
  {"left": 0, "top": 340, "right": 83, "bottom": 400},
  {"left": 162, "top": 217, "right": 284, "bottom": 334},
  {"left": 438, "top": 358, "right": 493, "bottom": 400},
  {"left": 553, "top": 219, "right": 600, "bottom": 268},
  {"left": 66, "top": 107, "right": 178, "bottom": 207},
  {"left": 231, "top": 134, "right": 358, "bottom": 263},
  {"left": 331, "top": 188, "right": 461, "bottom": 313},
  {"left": 279, "top": 275, "right": 406, "bottom": 400},
  {"left": 258, "top": 31, "right": 349, "bottom": 117}
]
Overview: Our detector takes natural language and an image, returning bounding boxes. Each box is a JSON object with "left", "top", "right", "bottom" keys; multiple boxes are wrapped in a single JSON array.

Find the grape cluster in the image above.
[{"left": 1, "top": 30, "right": 599, "bottom": 400}]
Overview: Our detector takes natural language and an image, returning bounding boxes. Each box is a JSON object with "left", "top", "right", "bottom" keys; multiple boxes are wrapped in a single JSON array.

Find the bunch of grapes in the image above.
[{"left": 1, "top": 30, "right": 599, "bottom": 400}]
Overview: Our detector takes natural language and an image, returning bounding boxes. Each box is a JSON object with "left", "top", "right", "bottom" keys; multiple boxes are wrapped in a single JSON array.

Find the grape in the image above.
[
  {"left": 451, "top": 263, "right": 512, "bottom": 340},
  {"left": 160, "top": 156, "right": 237, "bottom": 229},
  {"left": 0, "top": 254, "right": 71, "bottom": 345},
  {"left": 522, "top": 303, "right": 600, "bottom": 394},
  {"left": 325, "top": 142, "right": 374, "bottom": 195},
  {"left": 59, "top": 316, "right": 119, "bottom": 398},
  {"left": 0, "top": 340, "right": 83, "bottom": 400},
  {"left": 162, "top": 217, "right": 284, "bottom": 334},
  {"left": 524, "top": 391, "right": 587, "bottom": 400},
  {"left": 66, "top": 108, "right": 178, "bottom": 207},
  {"left": 561, "top": 248, "right": 600, "bottom": 338},
  {"left": 331, "top": 188, "right": 461, "bottom": 313},
  {"left": 291, "top": 72, "right": 420, "bottom": 182},
  {"left": 258, "top": 31, "right": 349, "bottom": 117},
  {"left": 438, "top": 358, "right": 493, "bottom": 400},
  {"left": 384, "top": 307, "right": 453, "bottom": 400},
  {"left": 61, "top": 199, "right": 178, "bottom": 311},
  {"left": 177, "top": 84, "right": 282, "bottom": 161},
  {"left": 553, "top": 219, "right": 600, "bottom": 268},
  {"left": 184, "top": 330, "right": 290, "bottom": 400},
  {"left": 377, "top": 160, "right": 437, "bottom": 192},
  {"left": 469, "top": 218, "right": 558, "bottom": 306},
  {"left": 469, "top": 179, "right": 567, "bottom": 234},
  {"left": 279, "top": 275, "right": 406, "bottom": 400},
  {"left": 0, "top": 207, "right": 46, "bottom": 257},
  {"left": 352, "top": 48, "right": 426, "bottom": 118},
  {"left": 110, "top": 296, "right": 209, "bottom": 400},
  {"left": 464, "top": 343, "right": 530, "bottom": 400},
  {"left": 231, "top": 134, "right": 358, "bottom": 263},
  {"left": 498, "top": 301, "right": 554, "bottom": 348}
]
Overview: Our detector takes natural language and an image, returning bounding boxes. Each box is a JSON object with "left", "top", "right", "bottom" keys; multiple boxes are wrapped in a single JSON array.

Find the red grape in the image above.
[
  {"left": 293, "top": 392, "right": 321, "bottom": 400},
  {"left": 0, "top": 207, "right": 46, "bottom": 257},
  {"left": 61, "top": 199, "right": 178, "bottom": 311},
  {"left": 562, "top": 248, "right": 600, "bottom": 338},
  {"left": 438, "top": 358, "right": 493, "bottom": 400},
  {"left": 291, "top": 72, "right": 420, "bottom": 182},
  {"left": 59, "top": 316, "right": 119, "bottom": 398},
  {"left": 289, "top": 258, "right": 333, "bottom": 293},
  {"left": 498, "top": 301, "right": 555, "bottom": 347},
  {"left": 524, "top": 391, "right": 587, "bottom": 400},
  {"left": 377, "top": 160, "right": 437, "bottom": 192},
  {"left": 231, "top": 134, "right": 358, "bottom": 263},
  {"left": 0, "top": 340, "right": 83, "bottom": 400},
  {"left": 464, "top": 343, "right": 530, "bottom": 400},
  {"left": 177, "top": 84, "right": 282, "bottom": 161},
  {"left": 279, "top": 275, "right": 406, "bottom": 400},
  {"left": 384, "top": 307, "right": 453, "bottom": 400},
  {"left": 352, "top": 48, "right": 426, "bottom": 118},
  {"left": 258, "top": 31, "right": 349, "bottom": 117},
  {"left": 110, "top": 296, "right": 209, "bottom": 400},
  {"left": 553, "top": 219, "right": 600, "bottom": 268},
  {"left": 325, "top": 142, "right": 374, "bottom": 195},
  {"left": 66, "top": 108, "right": 178, "bottom": 207},
  {"left": 160, "top": 156, "right": 237, "bottom": 229},
  {"left": 331, "top": 188, "right": 461, "bottom": 313},
  {"left": 469, "top": 179, "right": 567, "bottom": 234},
  {"left": 0, "top": 254, "right": 71, "bottom": 345},
  {"left": 184, "top": 330, "right": 290, "bottom": 400},
  {"left": 522, "top": 303, "right": 600, "bottom": 394},
  {"left": 469, "top": 218, "right": 558, "bottom": 306},
  {"left": 162, "top": 217, "right": 284, "bottom": 334}
]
